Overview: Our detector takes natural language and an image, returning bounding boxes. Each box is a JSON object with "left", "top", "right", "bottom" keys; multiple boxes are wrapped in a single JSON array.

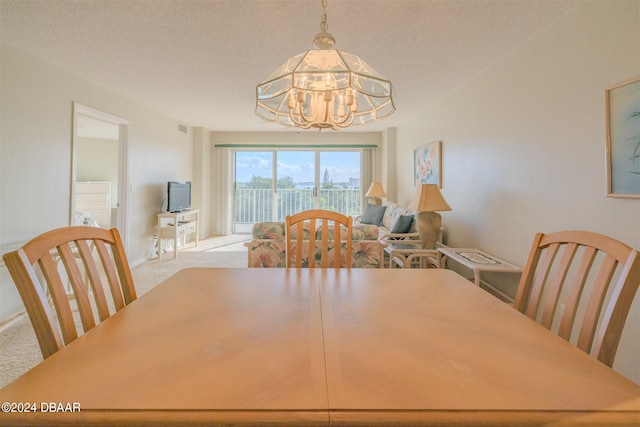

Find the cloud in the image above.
[{"left": 235, "top": 151, "right": 360, "bottom": 183}]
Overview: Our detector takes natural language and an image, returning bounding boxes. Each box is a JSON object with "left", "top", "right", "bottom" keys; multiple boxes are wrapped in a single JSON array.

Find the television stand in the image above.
[{"left": 157, "top": 209, "right": 199, "bottom": 259}]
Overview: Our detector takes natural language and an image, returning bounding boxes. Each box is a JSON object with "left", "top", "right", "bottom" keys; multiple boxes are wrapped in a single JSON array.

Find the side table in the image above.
[
  {"left": 385, "top": 242, "right": 439, "bottom": 268},
  {"left": 157, "top": 209, "right": 199, "bottom": 259},
  {"left": 437, "top": 247, "right": 522, "bottom": 287}
]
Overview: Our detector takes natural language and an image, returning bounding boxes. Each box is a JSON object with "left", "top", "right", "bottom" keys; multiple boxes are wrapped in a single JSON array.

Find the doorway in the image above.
[{"left": 71, "top": 103, "right": 130, "bottom": 246}]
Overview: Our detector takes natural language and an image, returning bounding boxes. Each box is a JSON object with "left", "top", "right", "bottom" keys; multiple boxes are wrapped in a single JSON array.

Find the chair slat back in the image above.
[
  {"left": 2, "top": 226, "right": 137, "bottom": 359},
  {"left": 514, "top": 230, "right": 640, "bottom": 367},
  {"left": 285, "top": 209, "right": 353, "bottom": 269}
]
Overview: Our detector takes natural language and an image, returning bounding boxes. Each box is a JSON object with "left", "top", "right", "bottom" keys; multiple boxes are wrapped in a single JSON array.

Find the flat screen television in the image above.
[{"left": 167, "top": 181, "right": 192, "bottom": 212}]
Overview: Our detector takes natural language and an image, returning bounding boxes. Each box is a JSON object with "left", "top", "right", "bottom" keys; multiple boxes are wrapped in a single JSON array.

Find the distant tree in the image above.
[
  {"left": 322, "top": 168, "right": 335, "bottom": 189},
  {"left": 277, "top": 176, "right": 313, "bottom": 220},
  {"left": 248, "top": 175, "right": 272, "bottom": 189},
  {"left": 277, "top": 176, "right": 296, "bottom": 189}
]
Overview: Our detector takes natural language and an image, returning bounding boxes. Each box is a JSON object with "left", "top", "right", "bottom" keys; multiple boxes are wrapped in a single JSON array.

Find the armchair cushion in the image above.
[
  {"left": 288, "top": 240, "right": 384, "bottom": 268},
  {"left": 361, "top": 203, "right": 386, "bottom": 225},
  {"left": 254, "top": 221, "right": 378, "bottom": 241},
  {"left": 322, "top": 223, "right": 378, "bottom": 240},
  {"left": 252, "top": 222, "right": 286, "bottom": 239},
  {"left": 381, "top": 202, "right": 406, "bottom": 230},
  {"left": 246, "top": 238, "right": 384, "bottom": 268}
]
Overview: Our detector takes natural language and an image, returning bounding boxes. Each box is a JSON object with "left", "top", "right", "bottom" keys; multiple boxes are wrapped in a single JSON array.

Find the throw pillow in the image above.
[
  {"left": 361, "top": 204, "right": 386, "bottom": 226},
  {"left": 391, "top": 214, "right": 414, "bottom": 233}
]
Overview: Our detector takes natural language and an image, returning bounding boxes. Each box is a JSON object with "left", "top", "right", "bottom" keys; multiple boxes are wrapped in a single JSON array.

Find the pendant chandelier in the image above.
[{"left": 255, "top": 0, "right": 396, "bottom": 130}]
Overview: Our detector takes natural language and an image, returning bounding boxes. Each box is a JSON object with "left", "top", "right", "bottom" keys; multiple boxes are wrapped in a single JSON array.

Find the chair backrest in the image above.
[
  {"left": 285, "top": 209, "right": 353, "bottom": 269},
  {"left": 2, "top": 226, "right": 137, "bottom": 359},
  {"left": 514, "top": 230, "right": 640, "bottom": 367}
]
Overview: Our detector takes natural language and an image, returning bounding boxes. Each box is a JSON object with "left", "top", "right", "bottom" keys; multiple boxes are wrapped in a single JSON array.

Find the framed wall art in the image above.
[
  {"left": 606, "top": 76, "right": 640, "bottom": 198},
  {"left": 414, "top": 141, "right": 442, "bottom": 187}
]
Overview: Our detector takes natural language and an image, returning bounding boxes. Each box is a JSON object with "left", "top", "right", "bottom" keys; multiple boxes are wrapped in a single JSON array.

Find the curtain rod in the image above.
[{"left": 214, "top": 144, "right": 378, "bottom": 149}]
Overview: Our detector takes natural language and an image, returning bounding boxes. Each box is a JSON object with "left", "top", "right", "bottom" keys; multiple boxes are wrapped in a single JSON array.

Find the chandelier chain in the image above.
[{"left": 320, "top": 0, "right": 328, "bottom": 32}]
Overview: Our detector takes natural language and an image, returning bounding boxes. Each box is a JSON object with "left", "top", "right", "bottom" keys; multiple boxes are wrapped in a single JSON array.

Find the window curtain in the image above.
[{"left": 361, "top": 148, "right": 374, "bottom": 210}]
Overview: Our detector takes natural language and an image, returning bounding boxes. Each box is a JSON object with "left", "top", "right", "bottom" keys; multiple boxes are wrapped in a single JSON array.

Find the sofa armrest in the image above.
[{"left": 246, "top": 239, "right": 286, "bottom": 268}]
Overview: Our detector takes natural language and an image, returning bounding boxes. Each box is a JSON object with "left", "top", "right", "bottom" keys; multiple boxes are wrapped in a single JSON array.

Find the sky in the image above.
[{"left": 235, "top": 151, "right": 360, "bottom": 183}]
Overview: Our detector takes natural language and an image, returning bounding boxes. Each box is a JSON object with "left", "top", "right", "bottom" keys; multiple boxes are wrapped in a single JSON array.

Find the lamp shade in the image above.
[
  {"left": 408, "top": 184, "right": 452, "bottom": 212},
  {"left": 365, "top": 182, "right": 386, "bottom": 198}
]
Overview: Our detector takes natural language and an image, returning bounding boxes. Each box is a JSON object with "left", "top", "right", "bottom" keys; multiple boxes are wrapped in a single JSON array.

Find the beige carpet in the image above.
[{"left": 0, "top": 234, "right": 249, "bottom": 388}]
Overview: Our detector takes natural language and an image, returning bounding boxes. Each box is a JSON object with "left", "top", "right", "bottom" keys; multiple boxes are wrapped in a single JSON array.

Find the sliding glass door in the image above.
[
  {"left": 233, "top": 151, "right": 274, "bottom": 233},
  {"left": 319, "top": 151, "right": 361, "bottom": 214},
  {"left": 276, "top": 151, "right": 316, "bottom": 221},
  {"left": 233, "top": 149, "right": 362, "bottom": 232}
]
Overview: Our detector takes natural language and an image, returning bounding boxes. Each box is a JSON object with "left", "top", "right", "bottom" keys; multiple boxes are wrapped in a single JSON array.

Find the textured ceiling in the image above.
[{"left": 0, "top": 0, "right": 579, "bottom": 133}]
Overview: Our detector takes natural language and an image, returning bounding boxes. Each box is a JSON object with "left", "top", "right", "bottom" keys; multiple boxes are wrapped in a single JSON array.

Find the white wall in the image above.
[
  {"left": 394, "top": 1, "right": 640, "bottom": 383},
  {"left": 0, "top": 43, "right": 193, "bottom": 320}
]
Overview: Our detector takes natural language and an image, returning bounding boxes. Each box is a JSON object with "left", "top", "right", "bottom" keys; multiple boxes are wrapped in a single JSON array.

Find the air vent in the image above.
[{"left": 178, "top": 123, "right": 188, "bottom": 134}]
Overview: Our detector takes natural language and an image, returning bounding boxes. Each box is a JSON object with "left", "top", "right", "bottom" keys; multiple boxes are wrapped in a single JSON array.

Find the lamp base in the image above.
[
  {"left": 415, "top": 211, "right": 442, "bottom": 249},
  {"left": 368, "top": 198, "right": 382, "bottom": 206}
]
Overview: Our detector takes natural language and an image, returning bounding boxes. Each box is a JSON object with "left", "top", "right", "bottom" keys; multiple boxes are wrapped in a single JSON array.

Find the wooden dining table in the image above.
[{"left": 0, "top": 268, "right": 638, "bottom": 426}]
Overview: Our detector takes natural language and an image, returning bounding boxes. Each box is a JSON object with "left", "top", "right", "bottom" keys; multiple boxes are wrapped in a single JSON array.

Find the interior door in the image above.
[
  {"left": 74, "top": 114, "right": 119, "bottom": 228},
  {"left": 72, "top": 103, "right": 129, "bottom": 245}
]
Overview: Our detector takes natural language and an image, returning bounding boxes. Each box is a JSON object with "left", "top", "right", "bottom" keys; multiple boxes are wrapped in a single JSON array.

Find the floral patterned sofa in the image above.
[{"left": 245, "top": 221, "right": 386, "bottom": 268}]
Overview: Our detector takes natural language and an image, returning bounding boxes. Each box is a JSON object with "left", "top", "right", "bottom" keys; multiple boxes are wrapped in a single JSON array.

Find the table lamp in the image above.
[
  {"left": 365, "top": 182, "right": 386, "bottom": 206},
  {"left": 408, "top": 184, "right": 451, "bottom": 249}
]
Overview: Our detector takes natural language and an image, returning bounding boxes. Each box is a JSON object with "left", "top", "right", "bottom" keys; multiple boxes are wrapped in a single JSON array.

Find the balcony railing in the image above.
[{"left": 234, "top": 188, "right": 362, "bottom": 225}]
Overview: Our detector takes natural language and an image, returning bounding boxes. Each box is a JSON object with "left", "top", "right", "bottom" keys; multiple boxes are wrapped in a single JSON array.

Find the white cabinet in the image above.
[
  {"left": 76, "top": 181, "right": 111, "bottom": 227},
  {"left": 157, "top": 209, "right": 199, "bottom": 259}
]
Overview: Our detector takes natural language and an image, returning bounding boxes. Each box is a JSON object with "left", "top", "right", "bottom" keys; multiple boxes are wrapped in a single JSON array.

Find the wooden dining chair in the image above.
[
  {"left": 285, "top": 209, "right": 353, "bottom": 268},
  {"left": 2, "top": 226, "right": 137, "bottom": 359},
  {"left": 514, "top": 230, "right": 640, "bottom": 367}
]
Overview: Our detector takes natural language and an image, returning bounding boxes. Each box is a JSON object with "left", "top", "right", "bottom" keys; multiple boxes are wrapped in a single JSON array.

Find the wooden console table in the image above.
[{"left": 157, "top": 209, "right": 199, "bottom": 259}]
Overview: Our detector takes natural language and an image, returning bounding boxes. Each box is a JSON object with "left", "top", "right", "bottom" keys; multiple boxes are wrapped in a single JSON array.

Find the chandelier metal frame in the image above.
[{"left": 255, "top": 0, "right": 396, "bottom": 130}]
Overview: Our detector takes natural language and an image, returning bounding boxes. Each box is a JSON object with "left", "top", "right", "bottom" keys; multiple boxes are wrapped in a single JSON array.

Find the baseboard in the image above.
[
  {"left": 0, "top": 311, "right": 27, "bottom": 333},
  {"left": 130, "top": 255, "right": 154, "bottom": 268},
  {"left": 479, "top": 279, "right": 515, "bottom": 305}
]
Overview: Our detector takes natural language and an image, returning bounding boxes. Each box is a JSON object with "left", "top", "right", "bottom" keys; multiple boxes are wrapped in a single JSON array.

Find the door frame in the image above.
[{"left": 71, "top": 102, "right": 131, "bottom": 249}]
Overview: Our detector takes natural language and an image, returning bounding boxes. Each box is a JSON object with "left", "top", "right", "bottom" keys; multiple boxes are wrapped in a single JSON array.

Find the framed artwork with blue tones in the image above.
[
  {"left": 414, "top": 141, "right": 442, "bottom": 187},
  {"left": 606, "top": 77, "right": 640, "bottom": 198}
]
